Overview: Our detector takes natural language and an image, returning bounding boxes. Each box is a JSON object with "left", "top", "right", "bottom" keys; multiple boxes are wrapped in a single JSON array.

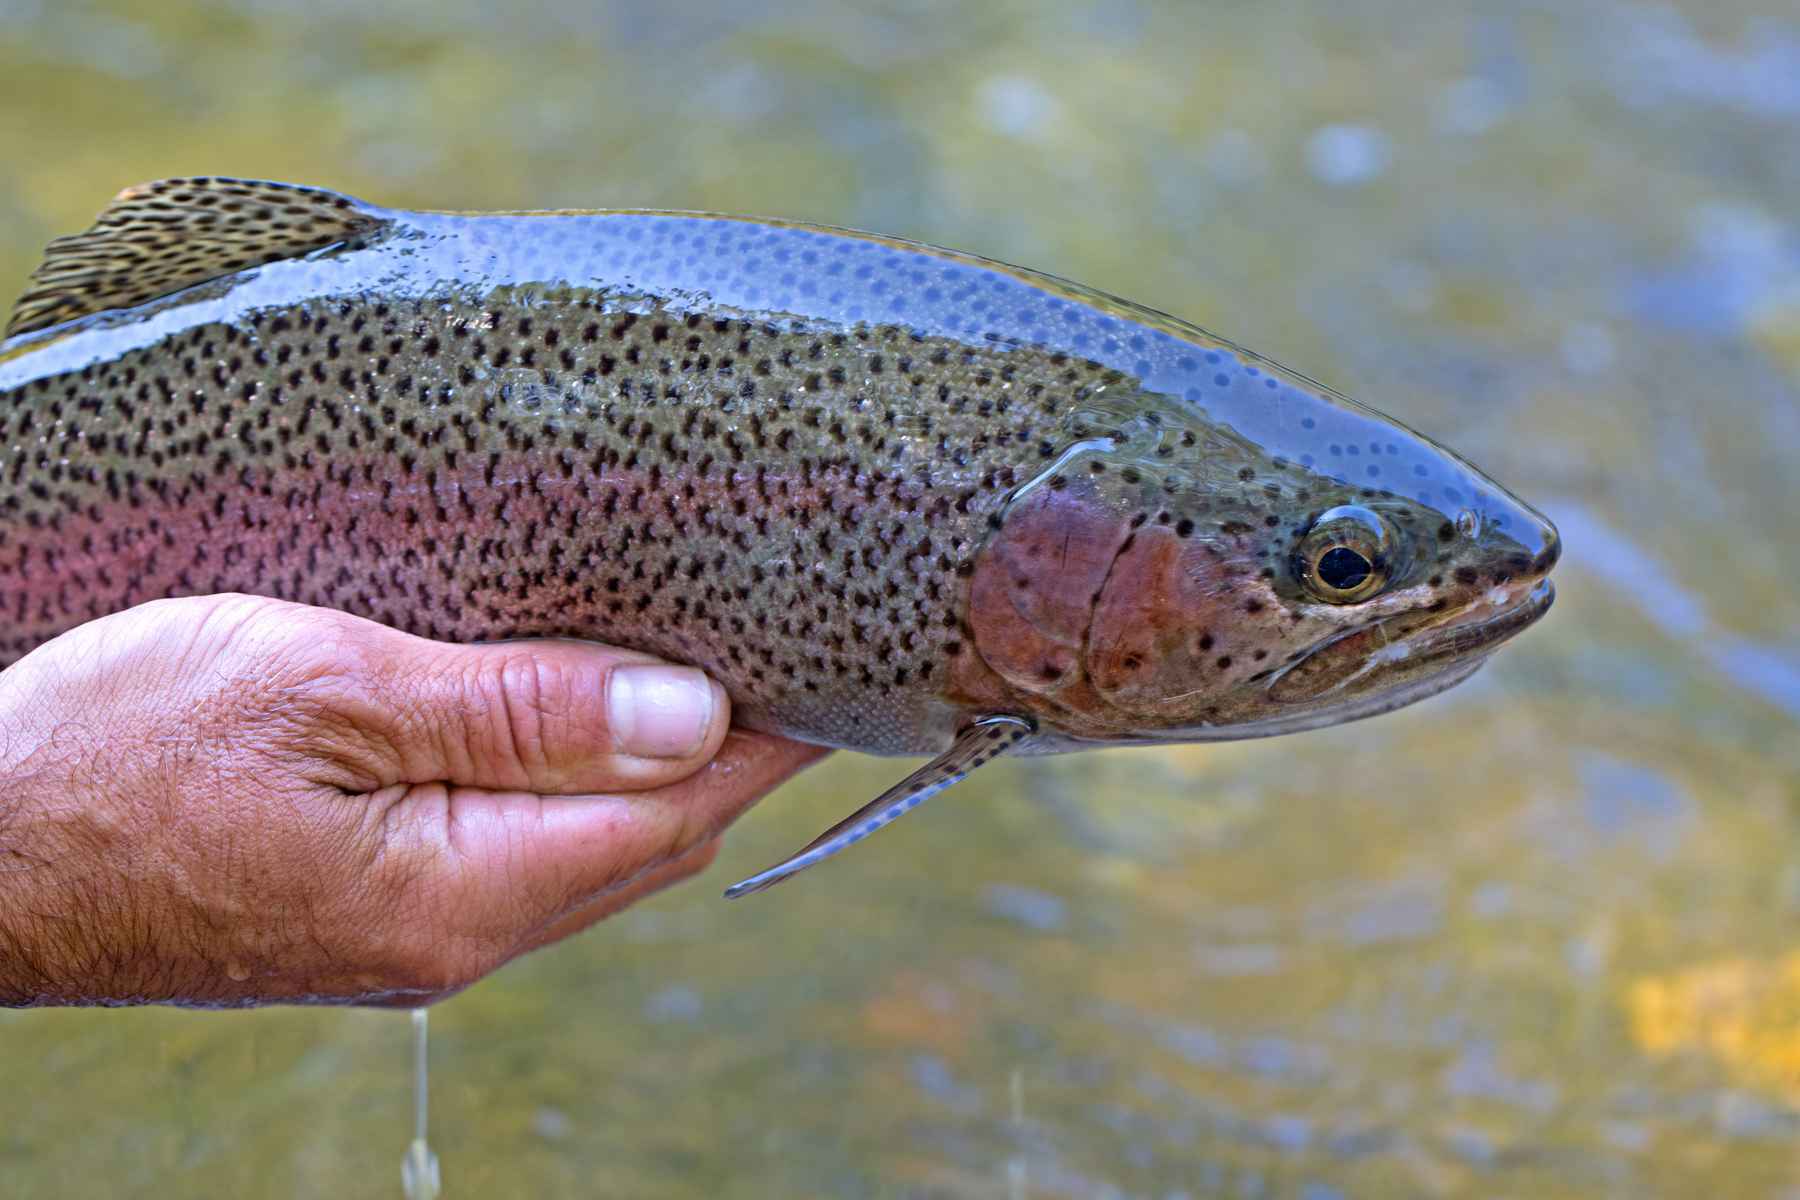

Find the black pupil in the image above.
[{"left": 1317, "top": 546, "right": 1372, "bottom": 591}]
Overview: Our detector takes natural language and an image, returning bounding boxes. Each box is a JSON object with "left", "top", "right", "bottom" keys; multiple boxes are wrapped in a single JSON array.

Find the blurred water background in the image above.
[{"left": 2, "top": 1, "right": 1798, "bottom": 1196}]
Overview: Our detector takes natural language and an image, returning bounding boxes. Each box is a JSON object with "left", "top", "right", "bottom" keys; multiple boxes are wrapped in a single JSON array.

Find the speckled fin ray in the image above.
[
  {"left": 725, "top": 714, "right": 1034, "bottom": 899},
  {"left": 5, "top": 177, "right": 385, "bottom": 338}
]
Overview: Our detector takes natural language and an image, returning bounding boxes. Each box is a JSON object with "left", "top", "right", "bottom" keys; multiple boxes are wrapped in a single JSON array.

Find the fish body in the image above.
[{"left": 0, "top": 179, "right": 1559, "bottom": 892}]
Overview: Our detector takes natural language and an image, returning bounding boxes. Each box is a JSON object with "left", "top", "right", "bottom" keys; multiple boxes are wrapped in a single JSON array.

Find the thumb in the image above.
[{"left": 295, "top": 615, "right": 733, "bottom": 796}]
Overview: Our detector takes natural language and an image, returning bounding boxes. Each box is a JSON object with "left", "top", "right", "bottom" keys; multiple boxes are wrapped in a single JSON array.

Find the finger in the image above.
[
  {"left": 353, "top": 833, "right": 727, "bottom": 1009},
  {"left": 515, "top": 839, "right": 722, "bottom": 957},
  {"left": 422, "top": 732, "right": 827, "bottom": 929},
  {"left": 290, "top": 613, "right": 734, "bottom": 796}
]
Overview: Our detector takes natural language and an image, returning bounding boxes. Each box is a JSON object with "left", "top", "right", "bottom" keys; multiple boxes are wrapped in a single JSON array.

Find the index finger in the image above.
[{"left": 421, "top": 731, "right": 830, "bottom": 925}]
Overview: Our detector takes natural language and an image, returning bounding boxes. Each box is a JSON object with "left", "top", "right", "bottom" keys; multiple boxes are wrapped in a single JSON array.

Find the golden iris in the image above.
[{"left": 1297, "top": 505, "right": 1393, "bottom": 603}]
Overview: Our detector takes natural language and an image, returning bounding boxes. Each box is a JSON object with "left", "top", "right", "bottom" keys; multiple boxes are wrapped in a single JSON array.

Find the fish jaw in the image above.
[{"left": 1024, "top": 652, "right": 1494, "bottom": 752}]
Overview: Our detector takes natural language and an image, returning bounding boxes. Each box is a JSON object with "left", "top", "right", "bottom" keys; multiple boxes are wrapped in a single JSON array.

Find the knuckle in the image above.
[
  {"left": 659, "top": 795, "right": 719, "bottom": 868},
  {"left": 659, "top": 809, "right": 702, "bottom": 867},
  {"left": 356, "top": 873, "right": 500, "bottom": 996},
  {"left": 473, "top": 652, "right": 580, "bottom": 783},
  {"left": 669, "top": 838, "right": 721, "bottom": 881},
  {"left": 386, "top": 936, "right": 492, "bottom": 997},
  {"left": 220, "top": 625, "right": 400, "bottom": 789},
  {"left": 356, "top": 821, "right": 520, "bottom": 996},
  {"left": 498, "top": 654, "right": 557, "bottom": 776},
  {"left": 177, "top": 604, "right": 370, "bottom": 734}
]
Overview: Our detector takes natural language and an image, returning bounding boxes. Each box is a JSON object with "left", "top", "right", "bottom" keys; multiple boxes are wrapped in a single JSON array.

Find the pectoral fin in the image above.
[{"left": 724, "top": 715, "right": 1035, "bottom": 899}]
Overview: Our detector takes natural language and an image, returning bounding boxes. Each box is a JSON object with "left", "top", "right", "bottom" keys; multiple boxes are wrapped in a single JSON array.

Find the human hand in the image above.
[{"left": 0, "top": 594, "right": 825, "bottom": 1007}]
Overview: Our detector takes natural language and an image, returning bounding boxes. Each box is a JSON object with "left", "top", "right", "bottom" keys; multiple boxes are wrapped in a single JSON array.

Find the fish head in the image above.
[{"left": 964, "top": 384, "right": 1559, "bottom": 747}]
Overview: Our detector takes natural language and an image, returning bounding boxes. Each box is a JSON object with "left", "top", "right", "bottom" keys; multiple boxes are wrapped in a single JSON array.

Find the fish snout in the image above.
[
  {"left": 1530, "top": 515, "right": 1562, "bottom": 577},
  {"left": 1487, "top": 491, "right": 1560, "bottom": 578}
]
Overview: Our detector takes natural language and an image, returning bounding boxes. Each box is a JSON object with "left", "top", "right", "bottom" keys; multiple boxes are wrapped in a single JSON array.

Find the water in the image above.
[
  {"left": 400, "top": 1009, "right": 439, "bottom": 1200},
  {"left": 1, "top": 0, "right": 1798, "bottom": 1195}
]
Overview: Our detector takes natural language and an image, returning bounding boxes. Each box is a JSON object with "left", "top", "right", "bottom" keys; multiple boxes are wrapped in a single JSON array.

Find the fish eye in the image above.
[
  {"left": 1316, "top": 545, "right": 1372, "bottom": 590},
  {"left": 1297, "top": 505, "right": 1393, "bottom": 604}
]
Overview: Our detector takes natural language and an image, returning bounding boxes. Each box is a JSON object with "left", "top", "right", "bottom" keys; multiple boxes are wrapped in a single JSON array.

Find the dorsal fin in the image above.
[{"left": 5, "top": 177, "right": 384, "bottom": 338}]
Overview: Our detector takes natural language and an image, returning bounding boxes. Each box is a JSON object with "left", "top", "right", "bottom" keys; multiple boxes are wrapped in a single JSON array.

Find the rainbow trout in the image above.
[{"left": 0, "top": 178, "right": 1559, "bottom": 896}]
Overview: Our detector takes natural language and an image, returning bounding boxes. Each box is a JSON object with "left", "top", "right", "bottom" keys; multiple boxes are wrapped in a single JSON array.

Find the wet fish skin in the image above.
[{"left": 0, "top": 179, "right": 1559, "bottom": 891}]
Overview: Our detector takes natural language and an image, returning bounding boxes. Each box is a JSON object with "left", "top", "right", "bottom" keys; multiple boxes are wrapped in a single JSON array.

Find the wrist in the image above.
[
  {"left": 0, "top": 829, "right": 57, "bottom": 1007},
  {"left": 0, "top": 776, "right": 153, "bottom": 1007}
]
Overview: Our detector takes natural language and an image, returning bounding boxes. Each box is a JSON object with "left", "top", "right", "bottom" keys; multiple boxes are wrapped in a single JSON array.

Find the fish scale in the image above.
[
  {"left": 0, "top": 178, "right": 1560, "bottom": 894},
  {"left": 1, "top": 292, "right": 1115, "bottom": 753}
]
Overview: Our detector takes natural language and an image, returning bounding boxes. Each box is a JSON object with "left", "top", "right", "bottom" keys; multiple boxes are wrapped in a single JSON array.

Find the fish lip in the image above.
[
  {"left": 1238, "top": 575, "right": 1548, "bottom": 719},
  {"left": 1257, "top": 576, "right": 1553, "bottom": 708},
  {"left": 1248, "top": 652, "right": 1493, "bottom": 739},
  {"left": 1324, "top": 576, "right": 1556, "bottom": 678},
  {"left": 1024, "top": 581, "right": 1556, "bottom": 751},
  {"left": 1405, "top": 578, "right": 1555, "bottom": 665},
  {"left": 1046, "top": 652, "right": 1491, "bottom": 749}
]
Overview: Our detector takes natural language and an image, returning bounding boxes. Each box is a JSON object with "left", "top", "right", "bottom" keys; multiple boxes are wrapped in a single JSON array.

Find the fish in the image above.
[{"left": 0, "top": 178, "right": 1560, "bottom": 897}]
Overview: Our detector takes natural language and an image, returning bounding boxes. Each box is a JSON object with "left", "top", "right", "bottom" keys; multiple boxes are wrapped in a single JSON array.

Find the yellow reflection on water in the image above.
[{"left": 1629, "top": 952, "right": 1800, "bottom": 1102}]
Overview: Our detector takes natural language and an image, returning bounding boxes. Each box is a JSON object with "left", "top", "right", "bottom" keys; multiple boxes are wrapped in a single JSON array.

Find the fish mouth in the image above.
[
  {"left": 1188, "top": 581, "right": 1553, "bottom": 743},
  {"left": 1055, "top": 651, "right": 1493, "bottom": 749},
  {"left": 1400, "top": 578, "right": 1556, "bottom": 668},
  {"left": 1261, "top": 578, "right": 1554, "bottom": 708},
  {"left": 1031, "top": 580, "right": 1554, "bottom": 752}
]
